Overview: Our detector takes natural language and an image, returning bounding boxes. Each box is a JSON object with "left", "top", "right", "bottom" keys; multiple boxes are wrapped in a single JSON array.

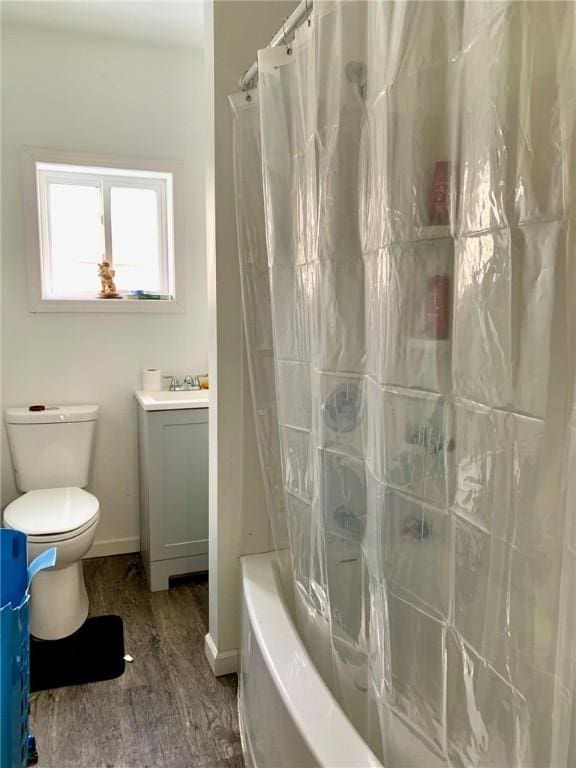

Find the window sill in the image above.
[{"left": 29, "top": 298, "right": 186, "bottom": 314}]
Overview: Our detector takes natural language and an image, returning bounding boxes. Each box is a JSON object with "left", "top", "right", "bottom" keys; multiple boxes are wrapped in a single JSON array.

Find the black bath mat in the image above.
[{"left": 30, "top": 615, "right": 125, "bottom": 692}]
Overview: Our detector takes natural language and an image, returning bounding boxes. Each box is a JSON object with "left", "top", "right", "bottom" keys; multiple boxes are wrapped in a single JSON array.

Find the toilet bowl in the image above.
[{"left": 4, "top": 487, "right": 100, "bottom": 639}]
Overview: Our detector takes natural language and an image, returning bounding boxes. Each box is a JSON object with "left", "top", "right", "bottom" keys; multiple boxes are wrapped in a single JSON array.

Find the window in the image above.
[{"left": 23, "top": 149, "right": 183, "bottom": 312}]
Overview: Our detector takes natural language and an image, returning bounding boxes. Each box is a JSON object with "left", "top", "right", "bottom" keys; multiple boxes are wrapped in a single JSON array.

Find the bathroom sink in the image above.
[
  {"left": 150, "top": 391, "right": 205, "bottom": 401},
  {"left": 135, "top": 390, "right": 209, "bottom": 411}
]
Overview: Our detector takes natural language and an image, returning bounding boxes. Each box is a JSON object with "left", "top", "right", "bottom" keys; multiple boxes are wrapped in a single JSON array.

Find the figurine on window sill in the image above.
[{"left": 98, "top": 261, "right": 121, "bottom": 299}]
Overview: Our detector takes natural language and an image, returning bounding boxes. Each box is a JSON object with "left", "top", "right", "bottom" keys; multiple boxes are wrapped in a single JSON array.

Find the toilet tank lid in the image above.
[{"left": 5, "top": 405, "right": 99, "bottom": 425}]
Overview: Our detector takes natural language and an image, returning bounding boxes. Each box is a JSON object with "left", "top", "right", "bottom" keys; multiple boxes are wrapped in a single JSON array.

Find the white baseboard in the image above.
[
  {"left": 84, "top": 536, "right": 140, "bottom": 559},
  {"left": 205, "top": 632, "right": 239, "bottom": 676}
]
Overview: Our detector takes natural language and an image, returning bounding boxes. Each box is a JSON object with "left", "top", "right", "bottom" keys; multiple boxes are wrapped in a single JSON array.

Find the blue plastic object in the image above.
[
  {"left": 26, "top": 733, "right": 38, "bottom": 765},
  {"left": 1, "top": 530, "right": 56, "bottom": 768}
]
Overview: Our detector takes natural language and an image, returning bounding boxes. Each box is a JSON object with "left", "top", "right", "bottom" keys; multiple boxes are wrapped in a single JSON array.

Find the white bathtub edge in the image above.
[
  {"left": 241, "top": 551, "right": 383, "bottom": 768},
  {"left": 237, "top": 689, "right": 257, "bottom": 768}
]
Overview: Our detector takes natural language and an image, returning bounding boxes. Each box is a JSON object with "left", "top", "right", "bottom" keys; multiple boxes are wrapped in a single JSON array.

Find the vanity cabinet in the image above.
[{"left": 137, "top": 405, "right": 208, "bottom": 591}]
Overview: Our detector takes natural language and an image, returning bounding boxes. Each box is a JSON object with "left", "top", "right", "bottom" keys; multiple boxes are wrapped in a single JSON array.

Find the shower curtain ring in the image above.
[
  {"left": 305, "top": 0, "right": 311, "bottom": 26},
  {"left": 282, "top": 18, "right": 288, "bottom": 46}
]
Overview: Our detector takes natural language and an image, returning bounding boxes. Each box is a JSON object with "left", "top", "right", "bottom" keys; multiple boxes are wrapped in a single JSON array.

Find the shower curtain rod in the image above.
[{"left": 239, "top": 0, "right": 313, "bottom": 90}]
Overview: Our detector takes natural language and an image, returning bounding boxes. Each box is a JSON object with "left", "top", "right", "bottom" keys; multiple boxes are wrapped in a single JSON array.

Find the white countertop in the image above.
[{"left": 135, "top": 390, "right": 210, "bottom": 411}]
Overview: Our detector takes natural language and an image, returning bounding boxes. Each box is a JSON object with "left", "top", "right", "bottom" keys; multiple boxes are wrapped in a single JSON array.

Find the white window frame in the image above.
[{"left": 22, "top": 147, "right": 185, "bottom": 313}]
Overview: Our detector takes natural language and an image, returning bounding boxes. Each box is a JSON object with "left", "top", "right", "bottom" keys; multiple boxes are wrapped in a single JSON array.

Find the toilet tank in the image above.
[{"left": 5, "top": 405, "right": 99, "bottom": 492}]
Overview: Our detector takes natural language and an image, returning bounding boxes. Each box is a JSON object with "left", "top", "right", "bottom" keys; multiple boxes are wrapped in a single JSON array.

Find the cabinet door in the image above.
[{"left": 148, "top": 408, "right": 208, "bottom": 562}]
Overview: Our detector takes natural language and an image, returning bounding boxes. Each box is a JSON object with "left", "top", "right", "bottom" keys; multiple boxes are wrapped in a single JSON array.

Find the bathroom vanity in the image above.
[{"left": 135, "top": 390, "right": 209, "bottom": 591}]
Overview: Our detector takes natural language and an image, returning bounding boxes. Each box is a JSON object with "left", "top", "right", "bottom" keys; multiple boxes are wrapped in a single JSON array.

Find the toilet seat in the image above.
[
  {"left": 3, "top": 487, "right": 99, "bottom": 538},
  {"left": 26, "top": 514, "right": 100, "bottom": 544}
]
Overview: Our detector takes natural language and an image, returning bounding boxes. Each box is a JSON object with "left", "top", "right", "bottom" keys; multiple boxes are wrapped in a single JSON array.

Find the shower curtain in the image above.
[{"left": 231, "top": 2, "right": 576, "bottom": 765}]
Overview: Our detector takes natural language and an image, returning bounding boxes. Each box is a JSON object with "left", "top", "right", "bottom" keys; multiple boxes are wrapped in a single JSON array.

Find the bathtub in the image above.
[{"left": 239, "top": 552, "right": 383, "bottom": 768}]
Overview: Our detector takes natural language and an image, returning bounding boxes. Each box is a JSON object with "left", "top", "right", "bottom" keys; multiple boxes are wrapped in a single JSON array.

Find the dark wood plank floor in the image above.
[{"left": 29, "top": 554, "right": 244, "bottom": 768}]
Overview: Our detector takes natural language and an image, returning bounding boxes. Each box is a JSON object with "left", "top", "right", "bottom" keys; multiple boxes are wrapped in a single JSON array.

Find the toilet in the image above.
[{"left": 3, "top": 404, "right": 100, "bottom": 640}]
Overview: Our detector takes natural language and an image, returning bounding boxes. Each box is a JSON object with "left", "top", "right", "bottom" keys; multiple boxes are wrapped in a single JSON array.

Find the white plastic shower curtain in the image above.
[{"left": 231, "top": 1, "right": 576, "bottom": 765}]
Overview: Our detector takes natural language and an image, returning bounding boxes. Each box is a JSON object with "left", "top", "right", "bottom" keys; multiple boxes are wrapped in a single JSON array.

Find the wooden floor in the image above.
[{"left": 30, "top": 554, "right": 244, "bottom": 768}]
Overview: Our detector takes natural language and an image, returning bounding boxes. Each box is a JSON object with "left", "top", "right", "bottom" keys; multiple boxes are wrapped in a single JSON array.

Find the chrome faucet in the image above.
[
  {"left": 162, "top": 375, "right": 181, "bottom": 392},
  {"left": 162, "top": 375, "right": 200, "bottom": 392},
  {"left": 181, "top": 375, "right": 200, "bottom": 391}
]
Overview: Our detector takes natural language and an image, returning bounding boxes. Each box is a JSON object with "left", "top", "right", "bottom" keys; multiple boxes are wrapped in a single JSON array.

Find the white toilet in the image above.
[{"left": 3, "top": 404, "right": 100, "bottom": 640}]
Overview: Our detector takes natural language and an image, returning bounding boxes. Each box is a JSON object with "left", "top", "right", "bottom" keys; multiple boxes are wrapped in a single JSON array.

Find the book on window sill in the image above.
[{"left": 123, "top": 292, "right": 173, "bottom": 301}]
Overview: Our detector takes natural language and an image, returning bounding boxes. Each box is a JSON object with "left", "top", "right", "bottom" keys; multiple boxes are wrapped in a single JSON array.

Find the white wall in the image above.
[
  {"left": 1, "top": 22, "right": 207, "bottom": 555},
  {"left": 204, "top": 0, "right": 296, "bottom": 675}
]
